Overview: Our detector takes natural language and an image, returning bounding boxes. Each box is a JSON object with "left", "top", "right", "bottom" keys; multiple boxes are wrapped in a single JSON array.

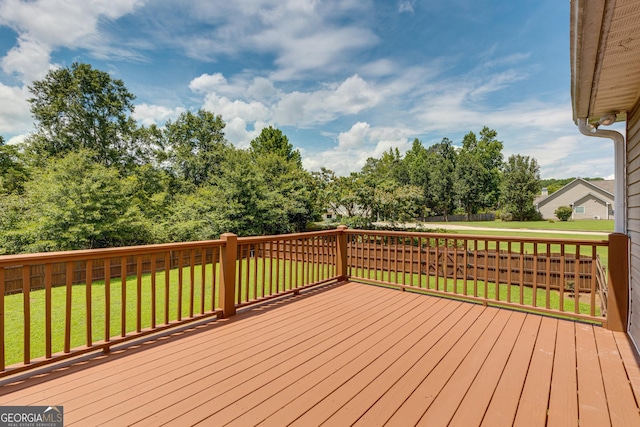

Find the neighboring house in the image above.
[
  {"left": 571, "top": 1, "right": 640, "bottom": 341},
  {"left": 534, "top": 178, "right": 614, "bottom": 220},
  {"left": 322, "top": 205, "right": 367, "bottom": 221}
]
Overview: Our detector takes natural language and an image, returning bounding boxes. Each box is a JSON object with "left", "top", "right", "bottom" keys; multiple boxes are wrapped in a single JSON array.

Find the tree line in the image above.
[
  {"left": 317, "top": 131, "right": 541, "bottom": 226},
  {"left": 0, "top": 63, "right": 542, "bottom": 255}
]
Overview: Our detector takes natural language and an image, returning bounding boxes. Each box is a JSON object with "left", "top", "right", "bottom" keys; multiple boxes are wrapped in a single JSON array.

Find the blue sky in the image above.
[{"left": 0, "top": 0, "right": 619, "bottom": 178}]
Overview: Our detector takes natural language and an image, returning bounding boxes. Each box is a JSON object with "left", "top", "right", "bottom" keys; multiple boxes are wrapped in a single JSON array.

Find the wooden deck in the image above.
[{"left": 1, "top": 281, "right": 639, "bottom": 426}]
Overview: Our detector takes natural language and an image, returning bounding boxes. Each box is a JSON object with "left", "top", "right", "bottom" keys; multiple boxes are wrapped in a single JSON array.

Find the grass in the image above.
[
  {"left": 349, "top": 267, "right": 600, "bottom": 319},
  {"left": 427, "top": 219, "right": 613, "bottom": 232},
  {"left": 436, "top": 229, "right": 609, "bottom": 267},
  {"left": 4, "top": 258, "right": 333, "bottom": 367}
]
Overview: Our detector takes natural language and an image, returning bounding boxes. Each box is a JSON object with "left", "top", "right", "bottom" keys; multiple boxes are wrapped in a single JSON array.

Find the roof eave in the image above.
[{"left": 570, "top": 0, "right": 621, "bottom": 124}]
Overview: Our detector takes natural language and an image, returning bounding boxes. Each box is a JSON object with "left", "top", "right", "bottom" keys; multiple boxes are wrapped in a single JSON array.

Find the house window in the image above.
[
  {"left": 575, "top": 206, "right": 585, "bottom": 214},
  {"left": 326, "top": 214, "right": 332, "bottom": 219}
]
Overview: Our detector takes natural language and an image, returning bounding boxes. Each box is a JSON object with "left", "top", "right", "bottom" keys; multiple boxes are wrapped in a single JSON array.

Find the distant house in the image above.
[{"left": 534, "top": 178, "right": 614, "bottom": 220}]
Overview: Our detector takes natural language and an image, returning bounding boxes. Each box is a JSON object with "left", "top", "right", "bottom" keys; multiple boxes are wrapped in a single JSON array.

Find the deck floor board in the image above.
[{"left": 0, "top": 281, "right": 639, "bottom": 427}]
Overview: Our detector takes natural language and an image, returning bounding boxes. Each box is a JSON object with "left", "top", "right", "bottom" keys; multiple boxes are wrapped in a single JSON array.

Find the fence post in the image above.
[
  {"left": 336, "top": 225, "right": 349, "bottom": 281},
  {"left": 219, "top": 233, "right": 237, "bottom": 318},
  {"left": 607, "top": 233, "right": 629, "bottom": 331}
]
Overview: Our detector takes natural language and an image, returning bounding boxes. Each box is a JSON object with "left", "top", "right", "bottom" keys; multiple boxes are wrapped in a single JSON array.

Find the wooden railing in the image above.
[
  {"left": 0, "top": 227, "right": 629, "bottom": 378},
  {"left": 344, "top": 229, "right": 615, "bottom": 326},
  {"left": 0, "top": 231, "right": 342, "bottom": 377},
  {"left": 234, "top": 231, "right": 338, "bottom": 308}
]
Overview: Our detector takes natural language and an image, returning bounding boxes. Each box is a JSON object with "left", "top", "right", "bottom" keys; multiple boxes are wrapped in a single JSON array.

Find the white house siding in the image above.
[
  {"left": 627, "top": 99, "right": 640, "bottom": 343},
  {"left": 537, "top": 180, "right": 614, "bottom": 220}
]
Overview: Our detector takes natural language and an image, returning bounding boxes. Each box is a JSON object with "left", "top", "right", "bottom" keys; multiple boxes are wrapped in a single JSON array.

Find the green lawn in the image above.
[
  {"left": 435, "top": 229, "right": 609, "bottom": 267},
  {"left": 3, "top": 257, "right": 334, "bottom": 367},
  {"left": 428, "top": 219, "right": 613, "bottom": 232},
  {"left": 349, "top": 267, "right": 601, "bottom": 319}
]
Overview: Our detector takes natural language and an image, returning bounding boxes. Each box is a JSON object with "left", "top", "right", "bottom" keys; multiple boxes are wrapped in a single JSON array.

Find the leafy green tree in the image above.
[
  {"left": 250, "top": 126, "right": 302, "bottom": 166},
  {"left": 0, "top": 136, "right": 29, "bottom": 194},
  {"left": 8, "top": 151, "right": 152, "bottom": 252},
  {"left": 555, "top": 206, "right": 573, "bottom": 221},
  {"left": 26, "top": 63, "right": 147, "bottom": 169},
  {"left": 429, "top": 138, "right": 457, "bottom": 219},
  {"left": 252, "top": 128, "right": 318, "bottom": 231},
  {"left": 454, "top": 149, "right": 484, "bottom": 218},
  {"left": 165, "top": 109, "right": 230, "bottom": 187},
  {"left": 500, "top": 154, "right": 541, "bottom": 221},
  {"left": 476, "top": 127, "right": 504, "bottom": 208},
  {"left": 458, "top": 127, "right": 504, "bottom": 211},
  {"left": 404, "top": 139, "right": 433, "bottom": 213},
  {"left": 315, "top": 168, "right": 363, "bottom": 218}
]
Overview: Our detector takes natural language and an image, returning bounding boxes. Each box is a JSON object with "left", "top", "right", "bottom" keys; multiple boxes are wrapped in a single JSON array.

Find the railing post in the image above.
[
  {"left": 336, "top": 225, "right": 349, "bottom": 281},
  {"left": 607, "top": 233, "right": 629, "bottom": 331},
  {"left": 219, "top": 233, "right": 237, "bottom": 318}
]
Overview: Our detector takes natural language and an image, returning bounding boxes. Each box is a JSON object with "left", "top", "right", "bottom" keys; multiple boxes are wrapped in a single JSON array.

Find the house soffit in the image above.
[{"left": 571, "top": 0, "right": 640, "bottom": 123}]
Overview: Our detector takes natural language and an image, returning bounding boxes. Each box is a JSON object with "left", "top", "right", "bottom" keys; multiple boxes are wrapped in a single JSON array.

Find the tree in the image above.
[
  {"left": 0, "top": 136, "right": 29, "bottom": 194},
  {"left": 26, "top": 63, "right": 145, "bottom": 169},
  {"left": 500, "top": 154, "right": 541, "bottom": 221},
  {"left": 251, "top": 127, "right": 318, "bottom": 232},
  {"left": 458, "top": 127, "right": 504, "bottom": 212},
  {"left": 315, "top": 168, "right": 363, "bottom": 218},
  {"left": 429, "top": 138, "right": 457, "bottom": 219},
  {"left": 165, "top": 109, "right": 230, "bottom": 187},
  {"left": 404, "top": 139, "right": 432, "bottom": 220},
  {"left": 250, "top": 126, "right": 301, "bottom": 166},
  {"left": 555, "top": 206, "right": 573, "bottom": 221},
  {"left": 8, "top": 151, "right": 153, "bottom": 252},
  {"left": 454, "top": 149, "right": 484, "bottom": 218}
]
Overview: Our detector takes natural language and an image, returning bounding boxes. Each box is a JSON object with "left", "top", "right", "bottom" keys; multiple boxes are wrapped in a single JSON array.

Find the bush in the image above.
[
  {"left": 554, "top": 206, "right": 573, "bottom": 221},
  {"left": 499, "top": 212, "right": 513, "bottom": 222}
]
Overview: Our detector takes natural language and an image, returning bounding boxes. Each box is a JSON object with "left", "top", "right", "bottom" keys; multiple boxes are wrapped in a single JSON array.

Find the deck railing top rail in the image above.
[
  {"left": 344, "top": 228, "right": 609, "bottom": 246},
  {"left": 0, "top": 239, "right": 226, "bottom": 266},
  {"left": 0, "top": 227, "right": 628, "bottom": 379}
]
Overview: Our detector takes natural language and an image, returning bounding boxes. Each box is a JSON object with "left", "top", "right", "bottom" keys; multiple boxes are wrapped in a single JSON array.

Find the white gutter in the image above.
[{"left": 577, "top": 118, "right": 626, "bottom": 233}]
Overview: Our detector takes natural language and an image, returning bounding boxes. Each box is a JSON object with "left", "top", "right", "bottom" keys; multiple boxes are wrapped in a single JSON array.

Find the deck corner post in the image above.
[
  {"left": 336, "top": 225, "right": 349, "bottom": 281},
  {"left": 220, "top": 233, "right": 238, "bottom": 318},
  {"left": 607, "top": 232, "right": 629, "bottom": 331}
]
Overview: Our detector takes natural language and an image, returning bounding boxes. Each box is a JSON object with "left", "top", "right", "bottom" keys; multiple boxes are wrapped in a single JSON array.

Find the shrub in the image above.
[
  {"left": 554, "top": 206, "right": 573, "bottom": 221},
  {"left": 499, "top": 212, "right": 513, "bottom": 222}
]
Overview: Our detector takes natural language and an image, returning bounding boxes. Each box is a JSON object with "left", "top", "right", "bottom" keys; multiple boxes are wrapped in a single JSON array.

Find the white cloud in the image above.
[
  {"left": 1, "top": 36, "right": 54, "bottom": 82},
  {"left": 189, "top": 73, "right": 382, "bottom": 130},
  {"left": 469, "top": 69, "right": 529, "bottom": 99},
  {"left": 224, "top": 117, "right": 265, "bottom": 148},
  {"left": 274, "top": 75, "right": 382, "bottom": 126},
  {"left": 338, "top": 122, "right": 370, "bottom": 149},
  {"left": 165, "top": 0, "right": 377, "bottom": 80},
  {"left": 398, "top": 1, "right": 415, "bottom": 14},
  {"left": 132, "top": 104, "right": 185, "bottom": 126},
  {"left": 7, "top": 134, "right": 27, "bottom": 145},
  {"left": 201, "top": 94, "right": 271, "bottom": 124},
  {"left": 0, "top": 0, "right": 145, "bottom": 83},
  {"left": 0, "top": 0, "right": 144, "bottom": 45},
  {"left": 0, "top": 83, "right": 31, "bottom": 134},
  {"left": 265, "top": 27, "right": 379, "bottom": 81},
  {"left": 189, "top": 73, "right": 228, "bottom": 94}
]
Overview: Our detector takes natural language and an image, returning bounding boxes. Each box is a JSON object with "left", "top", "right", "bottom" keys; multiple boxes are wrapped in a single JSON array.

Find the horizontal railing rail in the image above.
[
  {"left": 344, "top": 229, "right": 610, "bottom": 325},
  {"left": 0, "top": 240, "right": 226, "bottom": 377},
  {"left": 0, "top": 226, "right": 628, "bottom": 378},
  {"left": 0, "top": 230, "right": 344, "bottom": 377}
]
